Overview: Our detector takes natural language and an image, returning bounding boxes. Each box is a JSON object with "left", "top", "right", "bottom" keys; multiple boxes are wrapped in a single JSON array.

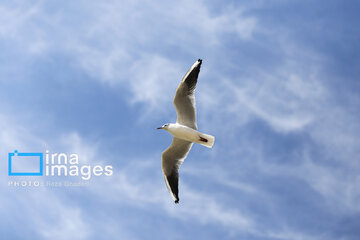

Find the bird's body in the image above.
[
  {"left": 157, "top": 59, "right": 215, "bottom": 203},
  {"left": 166, "top": 123, "right": 215, "bottom": 148}
]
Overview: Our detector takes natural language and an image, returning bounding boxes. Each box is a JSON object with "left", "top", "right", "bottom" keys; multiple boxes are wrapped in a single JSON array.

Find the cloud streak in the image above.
[{"left": 1, "top": 1, "right": 359, "bottom": 240}]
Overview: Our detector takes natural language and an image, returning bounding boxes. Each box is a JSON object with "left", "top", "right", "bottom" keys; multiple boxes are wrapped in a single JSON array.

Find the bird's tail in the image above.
[{"left": 197, "top": 133, "right": 215, "bottom": 148}]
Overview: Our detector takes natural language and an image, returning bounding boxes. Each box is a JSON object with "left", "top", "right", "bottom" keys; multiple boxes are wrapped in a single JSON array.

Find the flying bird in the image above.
[{"left": 157, "top": 59, "right": 215, "bottom": 203}]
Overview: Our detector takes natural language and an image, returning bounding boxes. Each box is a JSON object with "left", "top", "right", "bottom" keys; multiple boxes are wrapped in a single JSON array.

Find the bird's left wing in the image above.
[
  {"left": 162, "top": 137, "right": 193, "bottom": 203},
  {"left": 173, "top": 59, "right": 202, "bottom": 130}
]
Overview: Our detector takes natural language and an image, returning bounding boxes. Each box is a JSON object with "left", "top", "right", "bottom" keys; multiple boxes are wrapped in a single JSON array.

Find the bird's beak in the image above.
[{"left": 157, "top": 127, "right": 163, "bottom": 130}]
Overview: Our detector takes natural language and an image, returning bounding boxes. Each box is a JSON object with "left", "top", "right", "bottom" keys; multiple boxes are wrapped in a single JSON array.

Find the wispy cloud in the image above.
[
  {"left": 0, "top": 116, "right": 89, "bottom": 239},
  {"left": 0, "top": 0, "right": 257, "bottom": 109},
  {"left": 1, "top": 0, "right": 359, "bottom": 239},
  {"left": 0, "top": 113, "right": 254, "bottom": 237},
  {"left": 90, "top": 155, "right": 256, "bottom": 234}
]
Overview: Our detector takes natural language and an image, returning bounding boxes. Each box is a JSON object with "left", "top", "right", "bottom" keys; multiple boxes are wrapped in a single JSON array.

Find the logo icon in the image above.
[{"left": 8, "top": 150, "right": 43, "bottom": 176}]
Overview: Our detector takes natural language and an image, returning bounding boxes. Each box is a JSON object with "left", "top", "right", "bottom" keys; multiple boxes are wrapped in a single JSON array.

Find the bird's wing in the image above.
[
  {"left": 173, "top": 59, "right": 202, "bottom": 130},
  {"left": 162, "top": 137, "right": 193, "bottom": 203}
]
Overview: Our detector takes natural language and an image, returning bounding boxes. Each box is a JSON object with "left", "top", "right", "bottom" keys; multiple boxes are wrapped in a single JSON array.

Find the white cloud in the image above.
[
  {"left": 0, "top": 115, "right": 90, "bottom": 240},
  {"left": 222, "top": 69, "right": 326, "bottom": 132},
  {"left": 85, "top": 153, "right": 256, "bottom": 234},
  {"left": 67, "top": 0, "right": 257, "bottom": 111},
  {"left": 1, "top": 1, "right": 359, "bottom": 239},
  {"left": 0, "top": 0, "right": 257, "bottom": 110},
  {"left": 34, "top": 195, "right": 90, "bottom": 240},
  {"left": 299, "top": 154, "right": 360, "bottom": 213},
  {"left": 0, "top": 2, "right": 38, "bottom": 38},
  {"left": 309, "top": 105, "right": 360, "bottom": 165},
  {"left": 181, "top": 163, "right": 259, "bottom": 194},
  {"left": 166, "top": 185, "right": 253, "bottom": 232},
  {"left": 0, "top": 113, "right": 257, "bottom": 237},
  {"left": 59, "top": 132, "right": 99, "bottom": 164},
  {"left": 128, "top": 55, "right": 181, "bottom": 110},
  {"left": 254, "top": 147, "right": 360, "bottom": 214},
  {"left": 0, "top": 2, "right": 50, "bottom": 55}
]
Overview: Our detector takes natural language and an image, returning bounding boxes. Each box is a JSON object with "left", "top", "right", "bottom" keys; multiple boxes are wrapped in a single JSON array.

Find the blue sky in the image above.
[{"left": 1, "top": 0, "right": 360, "bottom": 239}]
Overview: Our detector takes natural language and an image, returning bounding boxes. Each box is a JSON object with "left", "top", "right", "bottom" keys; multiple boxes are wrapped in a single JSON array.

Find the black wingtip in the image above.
[
  {"left": 198, "top": 59, "right": 202, "bottom": 65},
  {"left": 174, "top": 199, "right": 179, "bottom": 204}
]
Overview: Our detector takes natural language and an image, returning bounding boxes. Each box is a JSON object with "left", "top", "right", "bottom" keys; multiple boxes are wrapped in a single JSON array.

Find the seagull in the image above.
[{"left": 157, "top": 59, "right": 215, "bottom": 203}]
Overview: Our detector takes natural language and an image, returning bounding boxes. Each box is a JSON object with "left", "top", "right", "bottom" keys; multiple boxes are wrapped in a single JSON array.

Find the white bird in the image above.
[{"left": 157, "top": 59, "right": 215, "bottom": 203}]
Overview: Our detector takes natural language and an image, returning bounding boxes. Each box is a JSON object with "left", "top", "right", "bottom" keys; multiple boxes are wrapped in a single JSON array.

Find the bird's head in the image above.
[{"left": 157, "top": 123, "right": 170, "bottom": 130}]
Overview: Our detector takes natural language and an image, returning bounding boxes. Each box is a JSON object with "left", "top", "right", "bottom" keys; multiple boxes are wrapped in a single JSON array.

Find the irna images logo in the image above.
[{"left": 8, "top": 150, "right": 113, "bottom": 180}]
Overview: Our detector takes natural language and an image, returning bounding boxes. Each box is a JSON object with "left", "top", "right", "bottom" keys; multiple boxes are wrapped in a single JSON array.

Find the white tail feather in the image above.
[{"left": 197, "top": 133, "right": 215, "bottom": 148}]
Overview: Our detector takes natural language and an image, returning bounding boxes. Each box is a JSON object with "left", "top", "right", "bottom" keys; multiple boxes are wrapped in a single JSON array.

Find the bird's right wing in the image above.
[
  {"left": 162, "top": 137, "right": 193, "bottom": 203},
  {"left": 173, "top": 59, "right": 202, "bottom": 130}
]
